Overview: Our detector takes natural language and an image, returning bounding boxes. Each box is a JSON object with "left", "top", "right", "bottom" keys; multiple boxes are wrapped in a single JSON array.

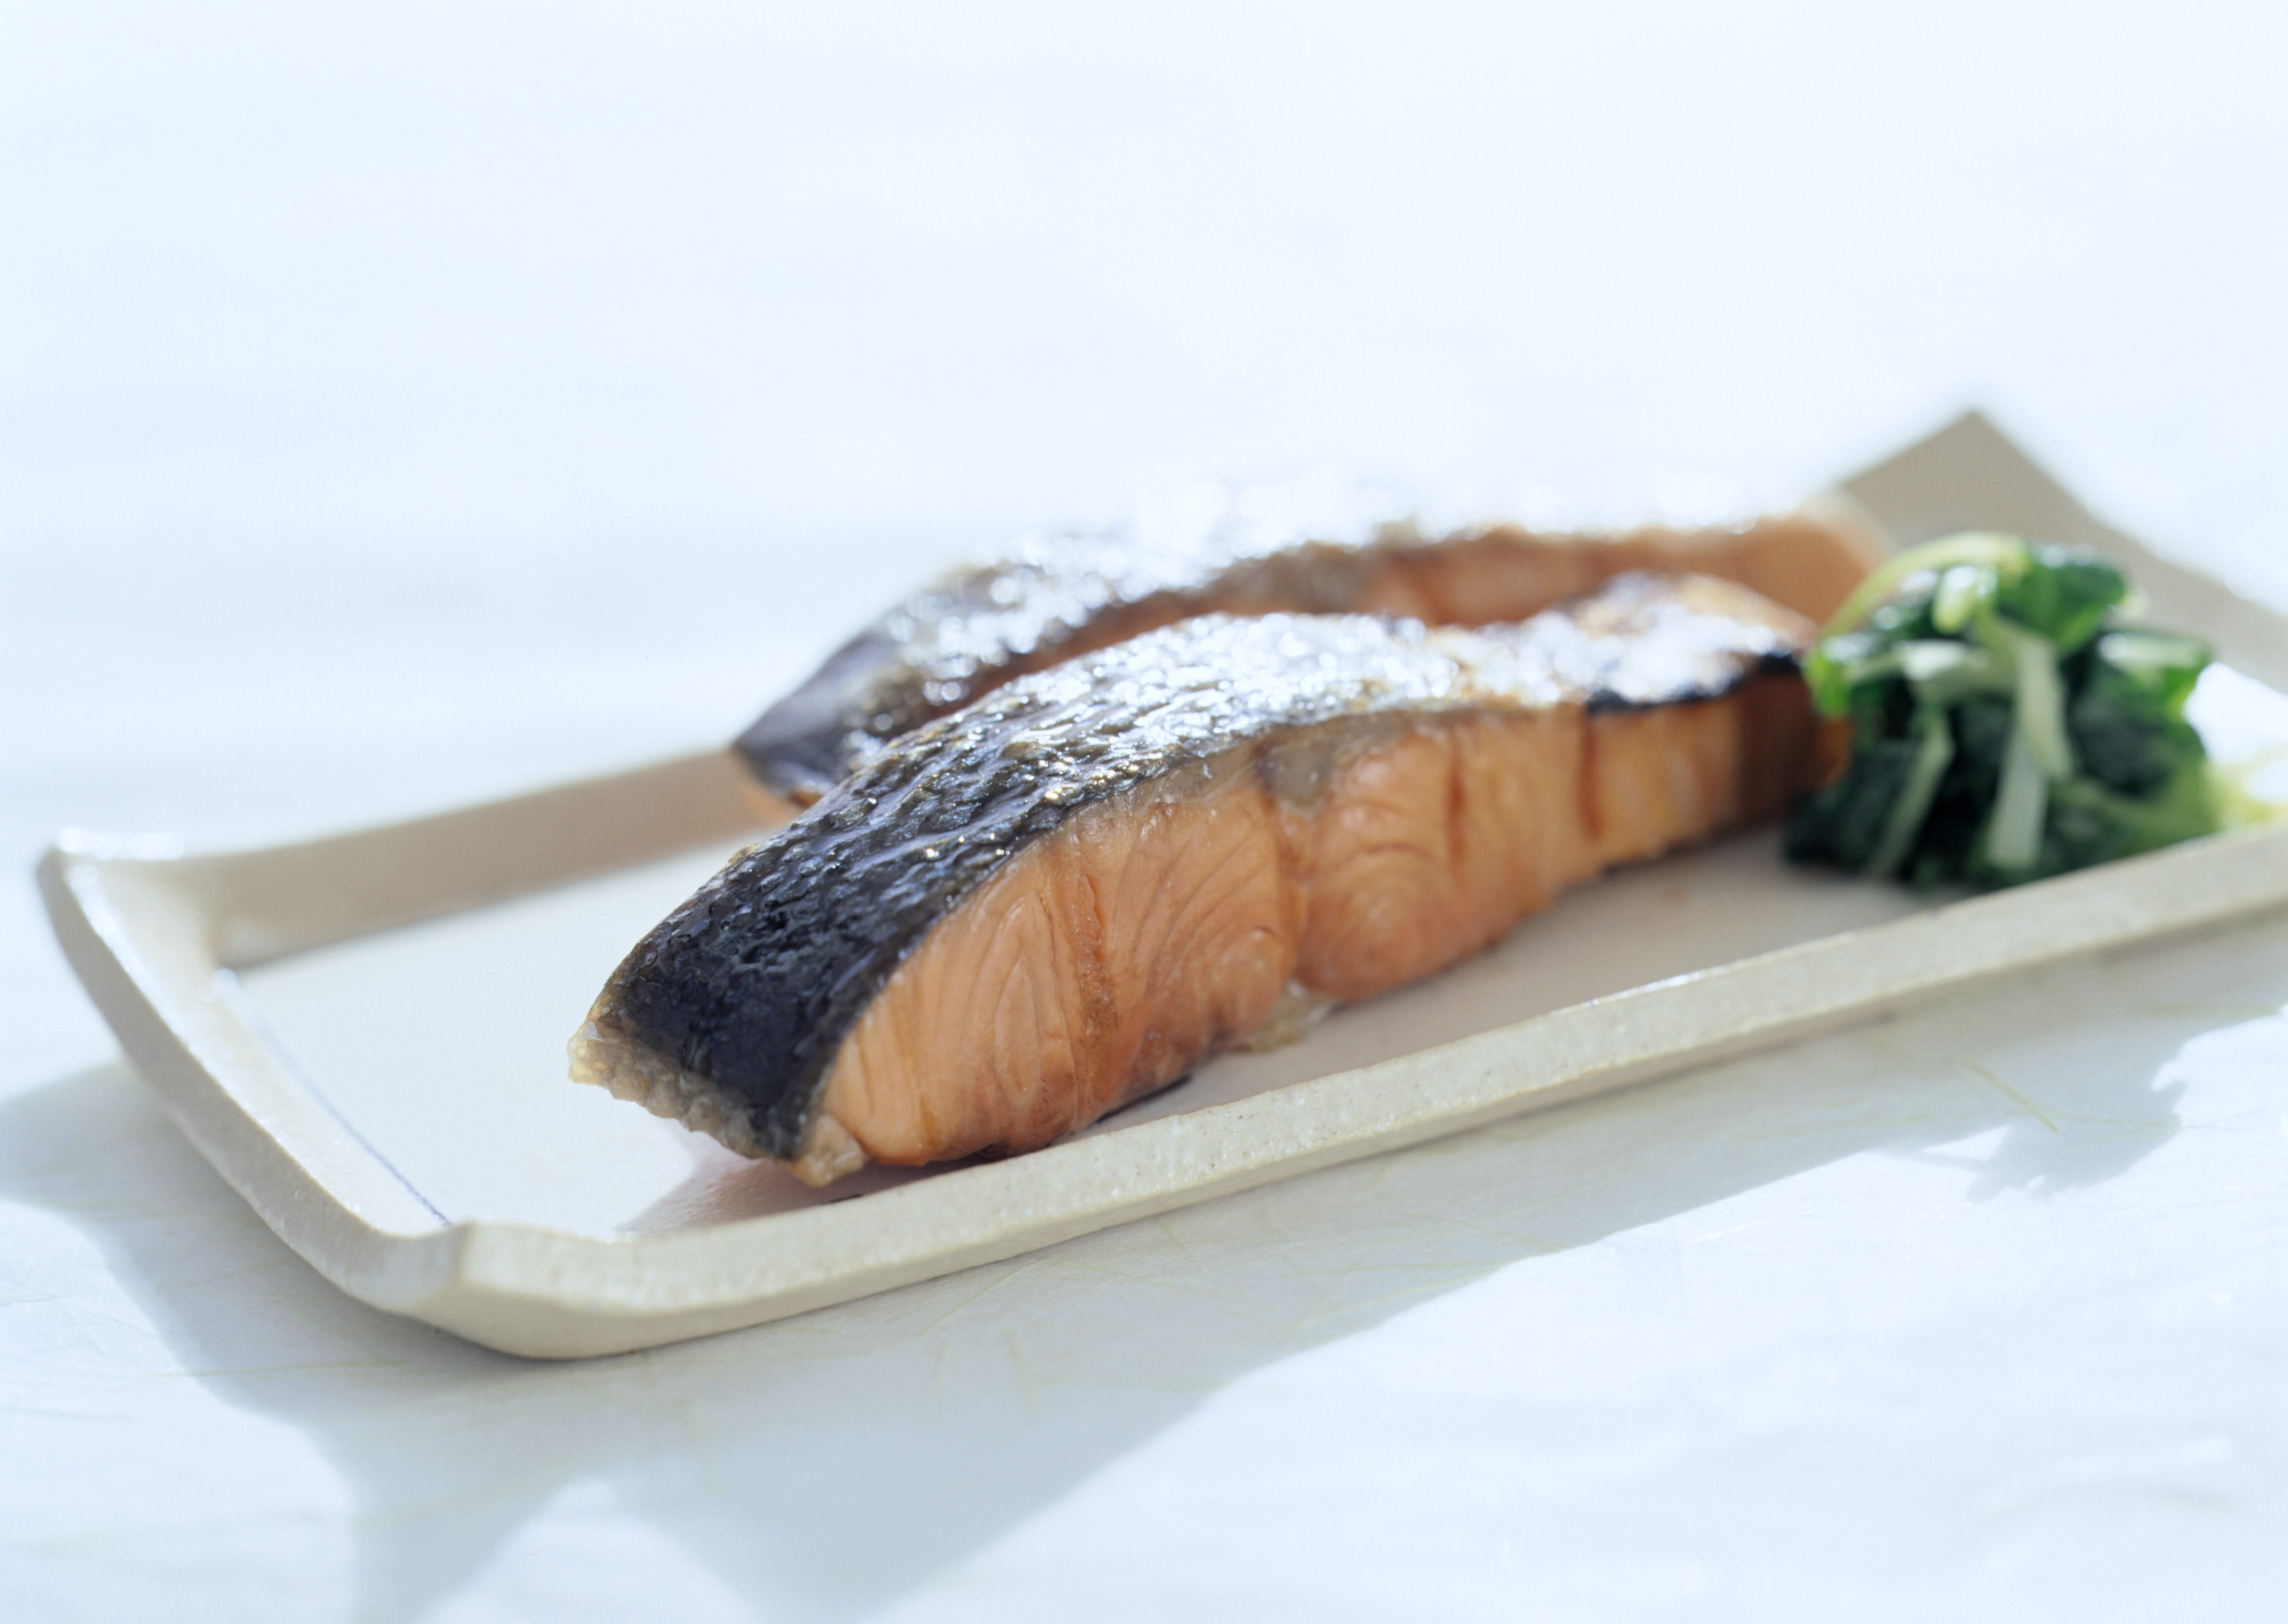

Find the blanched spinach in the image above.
[{"left": 1785, "top": 533, "right": 2220, "bottom": 888}]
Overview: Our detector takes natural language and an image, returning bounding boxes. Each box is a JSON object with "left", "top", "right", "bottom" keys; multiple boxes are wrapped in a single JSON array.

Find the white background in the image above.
[{"left": 5, "top": 5, "right": 2286, "bottom": 1619}]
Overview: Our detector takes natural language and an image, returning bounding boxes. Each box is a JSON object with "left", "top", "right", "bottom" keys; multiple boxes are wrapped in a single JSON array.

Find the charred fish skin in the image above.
[
  {"left": 579, "top": 573, "right": 1813, "bottom": 1170},
  {"left": 731, "top": 482, "right": 1876, "bottom": 803},
  {"left": 728, "top": 629, "right": 909, "bottom": 804}
]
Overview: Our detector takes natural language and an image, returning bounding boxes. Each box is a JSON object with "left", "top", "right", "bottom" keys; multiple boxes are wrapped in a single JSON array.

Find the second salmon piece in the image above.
[
  {"left": 577, "top": 573, "right": 1822, "bottom": 1184},
  {"left": 734, "top": 483, "right": 1875, "bottom": 803}
]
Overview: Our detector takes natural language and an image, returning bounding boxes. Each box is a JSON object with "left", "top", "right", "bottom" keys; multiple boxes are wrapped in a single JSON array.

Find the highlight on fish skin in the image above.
[
  {"left": 731, "top": 477, "right": 1878, "bottom": 805},
  {"left": 577, "top": 572, "right": 1823, "bottom": 1186}
]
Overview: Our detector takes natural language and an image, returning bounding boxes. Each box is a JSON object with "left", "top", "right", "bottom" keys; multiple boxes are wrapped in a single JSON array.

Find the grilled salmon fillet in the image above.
[
  {"left": 734, "top": 483, "right": 1876, "bottom": 803},
  {"left": 577, "top": 573, "right": 1823, "bottom": 1184}
]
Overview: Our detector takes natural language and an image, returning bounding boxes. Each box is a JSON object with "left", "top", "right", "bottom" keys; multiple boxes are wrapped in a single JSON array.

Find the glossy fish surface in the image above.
[
  {"left": 578, "top": 573, "right": 1820, "bottom": 1183},
  {"left": 733, "top": 482, "right": 1875, "bottom": 803}
]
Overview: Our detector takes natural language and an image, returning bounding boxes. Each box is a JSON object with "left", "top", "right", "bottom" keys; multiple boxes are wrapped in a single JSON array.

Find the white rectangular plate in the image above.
[{"left": 40, "top": 413, "right": 2288, "bottom": 1357}]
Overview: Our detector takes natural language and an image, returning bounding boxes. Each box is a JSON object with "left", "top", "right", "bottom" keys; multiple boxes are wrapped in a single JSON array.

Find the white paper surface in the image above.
[{"left": 8, "top": 5, "right": 2288, "bottom": 1619}]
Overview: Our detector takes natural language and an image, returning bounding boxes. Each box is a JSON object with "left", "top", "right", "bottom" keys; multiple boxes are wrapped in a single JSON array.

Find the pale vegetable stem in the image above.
[
  {"left": 1984, "top": 727, "right": 2049, "bottom": 872},
  {"left": 1865, "top": 714, "right": 1956, "bottom": 879},
  {"left": 2007, "top": 628, "right": 2074, "bottom": 779}
]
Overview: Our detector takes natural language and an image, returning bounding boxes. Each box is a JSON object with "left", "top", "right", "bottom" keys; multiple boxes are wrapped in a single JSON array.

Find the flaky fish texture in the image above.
[
  {"left": 733, "top": 480, "right": 1875, "bottom": 803},
  {"left": 579, "top": 573, "right": 1821, "bottom": 1184}
]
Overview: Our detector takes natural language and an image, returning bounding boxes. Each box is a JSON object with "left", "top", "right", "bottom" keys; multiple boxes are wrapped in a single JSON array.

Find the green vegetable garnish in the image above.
[{"left": 1786, "top": 532, "right": 2224, "bottom": 888}]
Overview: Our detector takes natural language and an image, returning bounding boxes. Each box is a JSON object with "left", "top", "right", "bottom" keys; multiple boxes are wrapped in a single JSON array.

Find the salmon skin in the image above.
[
  {"left": 578, "top": 574, "right": 1820, "bottom": 1184},
  {"left": 733, "top": 483, "right": 1875, "bottom": 803}
]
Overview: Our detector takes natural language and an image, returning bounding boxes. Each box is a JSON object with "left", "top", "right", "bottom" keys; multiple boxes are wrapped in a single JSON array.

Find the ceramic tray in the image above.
[{"left": 40, "top": 413, "right": 2288, "bottom": 1358}]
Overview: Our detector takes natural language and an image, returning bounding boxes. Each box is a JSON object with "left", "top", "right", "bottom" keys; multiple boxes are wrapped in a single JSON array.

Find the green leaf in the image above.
[{"left": 1992, "top": 548, "right": 2125, "bottom": 651}]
